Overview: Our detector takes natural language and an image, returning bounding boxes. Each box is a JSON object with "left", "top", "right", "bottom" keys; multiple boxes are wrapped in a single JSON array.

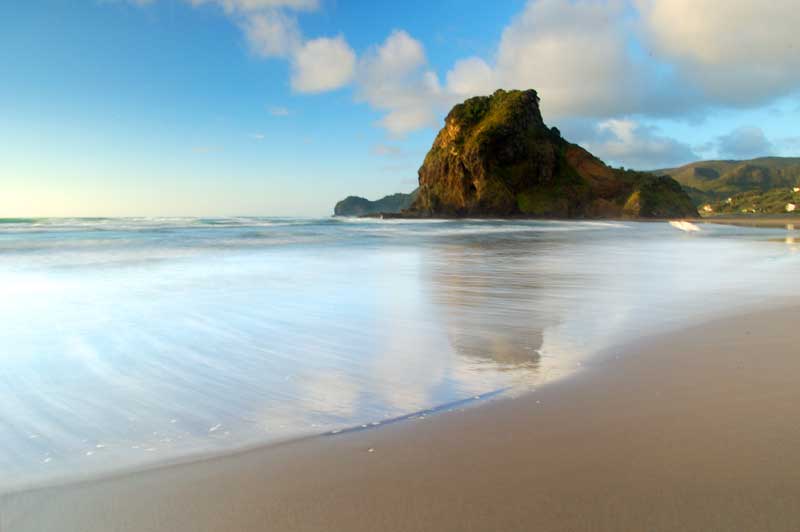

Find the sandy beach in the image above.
[
  {"left": 6, "top": 0, "right": 800, "bottom": 530},
  {"left": 701, "top": 216, "right": 800, "bottom": 228},
  {"left": 3, "top": 303, "right": 800, "bottom": 532}
]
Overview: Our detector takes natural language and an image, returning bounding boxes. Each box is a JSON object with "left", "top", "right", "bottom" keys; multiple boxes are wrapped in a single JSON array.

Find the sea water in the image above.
[{"left": 0, "top": 217, "right": 797, "bottom": 491}]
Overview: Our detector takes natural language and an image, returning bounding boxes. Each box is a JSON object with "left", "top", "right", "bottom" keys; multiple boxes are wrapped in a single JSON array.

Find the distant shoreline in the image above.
[
  {"left": 352, "top": 212, "right": 704, "bottom": 221},
  {"left": 352, "top": 211, "right": 800, "bottom": 226}
]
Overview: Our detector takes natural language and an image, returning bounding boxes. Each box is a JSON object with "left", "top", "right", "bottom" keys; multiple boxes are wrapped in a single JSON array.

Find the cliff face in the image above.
[{"left": 410, "top": 89, "right": 697, "bottom": 218}]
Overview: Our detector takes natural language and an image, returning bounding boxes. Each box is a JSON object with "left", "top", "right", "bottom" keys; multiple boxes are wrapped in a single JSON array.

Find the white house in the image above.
[{"left": 786, "top": 203, "right": 797, "bottom": 213}]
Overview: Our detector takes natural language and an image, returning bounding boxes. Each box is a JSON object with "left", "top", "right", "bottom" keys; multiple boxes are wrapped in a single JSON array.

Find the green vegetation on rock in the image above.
[
  {"left": 408, "top": 89, "right": 697, "bottom": 219},
  {"left": 334, "top": 190, "right": 418, "bottom": 216},
  {"left": 628, "top": 174, "right": 699, "bottom": 218}
]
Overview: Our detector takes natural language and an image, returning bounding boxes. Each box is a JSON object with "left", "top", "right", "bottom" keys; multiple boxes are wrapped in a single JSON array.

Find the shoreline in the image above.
[
  {"left": 4, "top": 303, "right": 800, "bottom": 531},
  {"left": 348, "top": 212, "right": 800, "bottom": 228},
  {"left": 0, "top": 387, "right": 512, "bottom": 498},
  {"left": 6, "top": 292, "right": 794, "bottom": 499}
]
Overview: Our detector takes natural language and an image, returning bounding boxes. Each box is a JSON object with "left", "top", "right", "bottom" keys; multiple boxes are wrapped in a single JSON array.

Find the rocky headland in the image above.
[{"left": 335, "top": 89, "right": 697, "bottom": 219}]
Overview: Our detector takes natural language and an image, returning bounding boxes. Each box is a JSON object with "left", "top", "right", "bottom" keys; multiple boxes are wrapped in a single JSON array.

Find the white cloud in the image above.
[
  {"left": 375, "top": 109, "right": 420, "bottom": 134},
  {"left": 446, "top": 57, "right": 495, "bottom": 97},
  {"left": 129, "top": 0, "right": 663, "bottom": 133},
  {"left": 240, "top": 11, "right": 301, "bottom": 58},
  {"left": 126, "top": 0, "right": 800, "bottom": 140},
  {"left": 582, "top": 119, "right": 698, "bottom": 169},
  {"left": 366, "top": 29, "right": 426, "bottom": 77},
  {"left": 716, "top": 126, "right": 773, "bottom": 159},
  {"left": 358, "top": 0, "right": 800, "bottom": 133},
  {"left": 356, "top": 30, "right": 449, "bottom": 134},
  {"left": 291, "top": 36, "right": 356, "bottom": 93},
  {"left": 187, "top": 0, "right": 318, "bottom": 13},
  {"left": 354, "top": 1, "right": 671, "bottom": 135},
  {"left": 189, "top": 0, "right": 356, "bottom": 94},
  {"left": 352, "top": 2, "right": 654, "bottom": 135},
  {"left": 493, "top": 0, "right": 643, "bottom": 118},
  {"left": 637, "top": 0, "right": 800, "bottom": 105}
]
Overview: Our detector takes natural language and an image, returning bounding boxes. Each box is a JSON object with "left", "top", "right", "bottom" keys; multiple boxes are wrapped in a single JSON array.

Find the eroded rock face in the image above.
[{"left": 410, "top": 89, "right": 697, "bottom": 218}]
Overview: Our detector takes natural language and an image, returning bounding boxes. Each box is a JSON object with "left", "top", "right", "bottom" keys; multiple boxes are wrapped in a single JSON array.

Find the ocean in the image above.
[{"left": 0, "top": 217, "right": 797, "bottom": 492}]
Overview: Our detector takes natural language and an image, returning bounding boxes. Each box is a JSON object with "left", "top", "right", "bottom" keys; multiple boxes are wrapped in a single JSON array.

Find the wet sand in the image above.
[
  {"left": 700, "top": 215, "right": 800, "bottom": 228},
  {"left": 3, "top": 305, "right": 800, "bottom": 532}
]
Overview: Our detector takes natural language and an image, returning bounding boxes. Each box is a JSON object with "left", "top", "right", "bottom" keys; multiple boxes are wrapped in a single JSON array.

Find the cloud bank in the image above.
[
  {"left": 716, "top": 126, "right": 774, "bottom": 159},
  {"left": 584, "top": 119, "right": 699, "bottom": 169},
  {"left": 637, "top": 0, "right": 800, "bottom": 106},
  {"left": 130, "top": 0, "right": 800, "bottom": 164},
  {"left": 187, "top": 0, "right": 355, "bottom": 92}
]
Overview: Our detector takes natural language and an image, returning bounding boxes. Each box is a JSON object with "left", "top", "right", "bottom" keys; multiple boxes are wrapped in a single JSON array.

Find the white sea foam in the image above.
[
  {"left": 668, "top": 220, "right": 701, "bottom": 232},
  {"left": 0, "top": 217, "right": 795, "bottom": 492}
]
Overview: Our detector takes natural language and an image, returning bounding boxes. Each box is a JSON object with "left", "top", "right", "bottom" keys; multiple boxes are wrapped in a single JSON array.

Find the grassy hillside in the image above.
[
  {"left": 704, "top": 189, "right": 799, "bottom": 215},
  {"left": 657, "top": 157, "right": 800, "bottom": 214}
]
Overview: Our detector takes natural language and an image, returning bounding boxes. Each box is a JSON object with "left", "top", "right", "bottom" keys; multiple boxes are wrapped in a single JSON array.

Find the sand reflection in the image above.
[{"left": 423, "top": 237, "right": 567, "bottom": 375}]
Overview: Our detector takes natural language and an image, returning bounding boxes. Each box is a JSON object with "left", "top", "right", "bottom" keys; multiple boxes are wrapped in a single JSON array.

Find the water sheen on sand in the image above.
[{"left": 0, "top": 217, "right": 797, "bottom": 491}]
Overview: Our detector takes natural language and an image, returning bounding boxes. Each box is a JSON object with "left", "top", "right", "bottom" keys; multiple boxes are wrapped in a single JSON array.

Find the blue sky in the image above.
[{"left": 2, "top": 0, "right": 799, "bottom": 216}]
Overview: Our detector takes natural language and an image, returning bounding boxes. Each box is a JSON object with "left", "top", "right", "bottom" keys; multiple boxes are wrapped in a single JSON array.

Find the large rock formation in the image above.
[{"left": 409, "top": 89, "right": 697, "bottom": 218}]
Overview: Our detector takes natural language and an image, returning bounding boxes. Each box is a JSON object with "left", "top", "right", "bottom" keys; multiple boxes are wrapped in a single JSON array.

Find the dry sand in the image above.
[
  {"left": 3, "top": 306, "right": 800, "bottom": 532},
  {"left": 700, "top": 215, "right": 800, "bottom": 228}
]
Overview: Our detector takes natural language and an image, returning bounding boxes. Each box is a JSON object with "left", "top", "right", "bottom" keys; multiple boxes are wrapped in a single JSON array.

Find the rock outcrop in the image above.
[
  {"left": 409, "top": 89, "right": 697, "bottom": 218},
  {"left": 334, "top": 190, "right": 418, "bottom": 217}
]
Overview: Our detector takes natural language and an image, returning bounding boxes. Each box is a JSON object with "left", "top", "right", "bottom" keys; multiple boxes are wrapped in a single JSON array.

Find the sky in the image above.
[{"left": 2, "top": 0, "right": 800, "bottom": 217}]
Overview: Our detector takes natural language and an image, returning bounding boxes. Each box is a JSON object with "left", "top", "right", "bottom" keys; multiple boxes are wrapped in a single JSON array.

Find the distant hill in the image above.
[
  {"left": 657, "top": 157, "right": 800, "bottom": 214},
  {"left": 334, "top": 190, "right": 418, "bottom": 216}
]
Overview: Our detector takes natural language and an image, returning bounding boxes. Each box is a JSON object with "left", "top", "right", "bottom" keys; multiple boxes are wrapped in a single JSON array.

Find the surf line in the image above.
[{"left": 325, "top": 388, "right": 510, "bottom": 437}]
